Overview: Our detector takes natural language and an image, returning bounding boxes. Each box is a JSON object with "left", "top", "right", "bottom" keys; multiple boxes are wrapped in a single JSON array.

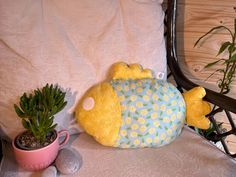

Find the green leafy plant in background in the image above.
[
  {"left": 14, "top": 84, "right": 67, "bottom": 143},
  {"left": 194, "top": 18, "right": 236, "bottom": 94},
  {"left": 194, "top": 12, "right": 236, "bottom": 142}
]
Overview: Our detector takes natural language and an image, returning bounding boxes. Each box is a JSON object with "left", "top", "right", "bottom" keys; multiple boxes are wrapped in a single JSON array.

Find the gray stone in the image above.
[
  {"left": 55, "top": 148, "right": 82, "bottom": 175},
  {"left": 41, "top": 166, "right": 57, "bottom": 177}
]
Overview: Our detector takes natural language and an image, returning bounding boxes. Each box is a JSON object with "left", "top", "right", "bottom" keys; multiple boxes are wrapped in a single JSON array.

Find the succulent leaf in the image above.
[
  {"left": 14, "top": 104, "right": 25, "bottom": 118},
  {"left": 22, "top": 119, "right": 30, "bottom": 129}
]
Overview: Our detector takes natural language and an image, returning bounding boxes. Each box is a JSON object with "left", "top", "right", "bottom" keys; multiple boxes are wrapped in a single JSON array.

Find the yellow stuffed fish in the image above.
[{"left": 75, "top": 62, "right": 211, "bottom": 148}]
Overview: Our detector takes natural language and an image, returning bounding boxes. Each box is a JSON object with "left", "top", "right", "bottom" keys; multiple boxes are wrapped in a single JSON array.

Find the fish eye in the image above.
[{"left": 82, "top": 97, "right": 95, "bottom": 111}]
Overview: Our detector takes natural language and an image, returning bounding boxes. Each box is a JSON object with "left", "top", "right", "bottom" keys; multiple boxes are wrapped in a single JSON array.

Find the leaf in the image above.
[
  {"left": 22, "top": 119, "right": 30, "bottom": 129},
  {"left": 45, "top": 116, "right": 54, "bottom": 128},
  {"left": 217, "top": 41, "right": 231, "bottom": 56},
  {"left": 49, "top": 84, "right": 53, "bottom": 95},
  {"left": 204, "top": 59, "right": 226, "bottom": 68},
  {"left": 226, "top": 54, "right": 236, "bottom": 63},
  {"left": 14, "top": 104, "right": 25, "bottom": 118},
  {"left": 228, "top": 44, "right": 236, "bottom": 53},
  {"left": 28, "top": 122, "right": 37, "bottom": 137},
  {"left": 19, "top": 97, "right": 28, "bottom": 113},
  {"left": 20, "top": 93, "right": 28, "bottom": 106},
  {"left": 194, "top": 25, "right": 232, "bottom": 47},
  {"left": 43, "top": 96, "right": 48, "bottom": 108},
  {"left": 29, "top": 95, "right": 36, "bottom": 109},
  {"left": 55, "top": 93, "right": 65, "bottom": 107},
  {"left": 31, "top": 115, "right": 38, "bottom": 129},
  {"left": 235, "top": 18, "right": 236, "bottom": 35},
  {"left": 48, "top": 88, "right": 54, "bottom": 109},
  {"left": 39, "top": 111, "right": 45, "bottom": 127},
  {"left": 48, "top": 124, "right": 57, "bottom": 132}
]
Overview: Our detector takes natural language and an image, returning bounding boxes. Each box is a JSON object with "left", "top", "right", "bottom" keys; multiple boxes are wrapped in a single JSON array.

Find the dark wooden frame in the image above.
[
  {"left": 166, "top": 0, "right": 236, "bottom": 158},
  {"left": 0, "top": 138, "right": 2, "bottom": 163}
]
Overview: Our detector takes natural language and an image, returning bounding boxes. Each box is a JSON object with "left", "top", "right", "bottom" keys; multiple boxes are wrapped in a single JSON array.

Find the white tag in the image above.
[{"left": 157, "top": 72, "right": 165, "bottom": 80}]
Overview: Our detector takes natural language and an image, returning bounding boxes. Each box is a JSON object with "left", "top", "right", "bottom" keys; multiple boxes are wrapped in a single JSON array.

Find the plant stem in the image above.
[{"left": 220, "top": 55, "right": 232, "bottom": 94}]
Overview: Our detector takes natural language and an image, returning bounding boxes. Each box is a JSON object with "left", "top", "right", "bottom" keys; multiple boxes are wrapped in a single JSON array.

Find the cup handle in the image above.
[{"left": 58, "top": 130, "right": 70, "bottom": 148}]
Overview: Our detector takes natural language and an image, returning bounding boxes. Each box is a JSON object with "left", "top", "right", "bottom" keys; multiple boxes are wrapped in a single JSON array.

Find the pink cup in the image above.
[{"left": 12, "top": 130, "right": 70, "bottom": 171}]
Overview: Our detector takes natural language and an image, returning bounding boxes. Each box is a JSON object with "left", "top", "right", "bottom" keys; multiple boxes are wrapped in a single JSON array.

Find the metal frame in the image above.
[{"left": 166, "top": 0, "right": 236, "bottom": 158}]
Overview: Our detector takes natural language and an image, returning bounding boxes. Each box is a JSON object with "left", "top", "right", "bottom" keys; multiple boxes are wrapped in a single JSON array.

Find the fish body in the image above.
[
  {"left": 75, "top": 62, "right": 210, "bottom": 148},
  {"left": 76, "top": 78, "right": 185, "bottom": 148},
  {"left": 111, "top": 79, "right": 185, "bottom": 148}
]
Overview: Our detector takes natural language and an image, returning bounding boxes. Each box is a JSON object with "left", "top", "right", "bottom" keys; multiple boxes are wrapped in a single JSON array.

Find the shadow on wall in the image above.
[{"left": 55, "top": 86, "right": 82, "bottom": 136}]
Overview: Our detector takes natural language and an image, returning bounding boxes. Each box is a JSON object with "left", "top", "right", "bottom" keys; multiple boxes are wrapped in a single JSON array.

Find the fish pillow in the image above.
[{"left": 75, "top": 62, "right": 211, "bottom": 148}]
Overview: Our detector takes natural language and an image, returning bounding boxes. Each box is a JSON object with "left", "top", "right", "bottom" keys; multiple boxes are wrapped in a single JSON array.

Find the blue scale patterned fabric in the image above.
[{"left": 111, "top": 79, "right": 186, "bottom": 148}]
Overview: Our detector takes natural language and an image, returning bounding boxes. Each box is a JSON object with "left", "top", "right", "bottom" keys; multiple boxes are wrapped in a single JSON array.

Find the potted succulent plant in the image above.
[{"left": 12, "top": 84, "right": 70, "bottom": 171}]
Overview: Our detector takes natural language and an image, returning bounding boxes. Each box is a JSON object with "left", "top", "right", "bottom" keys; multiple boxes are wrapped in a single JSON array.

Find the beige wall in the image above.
[{"left": 165, "top": 0, "right": 236, "bottom": 153}]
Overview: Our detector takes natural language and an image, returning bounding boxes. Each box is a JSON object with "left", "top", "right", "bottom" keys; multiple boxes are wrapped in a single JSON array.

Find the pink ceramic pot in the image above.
[{"left": 12, "top": 130, "right": 69, "bottom": 171}]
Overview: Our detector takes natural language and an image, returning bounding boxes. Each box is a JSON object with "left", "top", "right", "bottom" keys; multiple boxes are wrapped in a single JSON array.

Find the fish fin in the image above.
[
  {"left": 109, "top": 62, "right": 154, "bottom": 80},
  {"left": 183, "top": 86, "right": 211, "bottom": 130}
]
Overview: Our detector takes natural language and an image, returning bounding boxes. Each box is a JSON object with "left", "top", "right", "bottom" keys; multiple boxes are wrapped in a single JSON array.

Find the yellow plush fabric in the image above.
[
  {"left": 75, "top": 82, "right": 122, "bottom": 146},
  {"left": 110, "top": 62, "right": 154, "bottom": 80},
  {"left": 182, "top": 87, "right": 211, "bottom": 130}
]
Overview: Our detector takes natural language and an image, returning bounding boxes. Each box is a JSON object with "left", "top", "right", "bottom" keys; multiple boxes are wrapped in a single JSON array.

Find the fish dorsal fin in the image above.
[{"left": 110, "top": 62, "right": 154, "bottom": 80}]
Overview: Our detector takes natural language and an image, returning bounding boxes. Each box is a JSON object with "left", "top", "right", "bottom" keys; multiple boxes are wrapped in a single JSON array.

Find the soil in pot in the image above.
[{"left": 14, "top": 130, "right": 57, "bottom": 150}]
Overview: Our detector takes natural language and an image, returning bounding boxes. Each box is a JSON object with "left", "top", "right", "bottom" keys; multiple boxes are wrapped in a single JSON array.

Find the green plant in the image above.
[
  {"left": 194, "top": 14, "right": 236, "bottom": 138},
  {"left": 14, "top": 84, "right": 67, "bottom": 143},
  {"left": 194, "top": 18, "right": 236, "bottom": 94},
  {"left": 195, "top": 122, "right": 226, "bottom": 142}
]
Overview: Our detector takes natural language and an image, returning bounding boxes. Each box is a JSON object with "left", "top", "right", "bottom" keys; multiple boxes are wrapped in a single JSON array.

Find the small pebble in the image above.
[
  {"left": 41, "top": 166, "right": 57, "bottom": 177},
  {"left": 55, "top": 148, "right": 82, "bottom": 175}
]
